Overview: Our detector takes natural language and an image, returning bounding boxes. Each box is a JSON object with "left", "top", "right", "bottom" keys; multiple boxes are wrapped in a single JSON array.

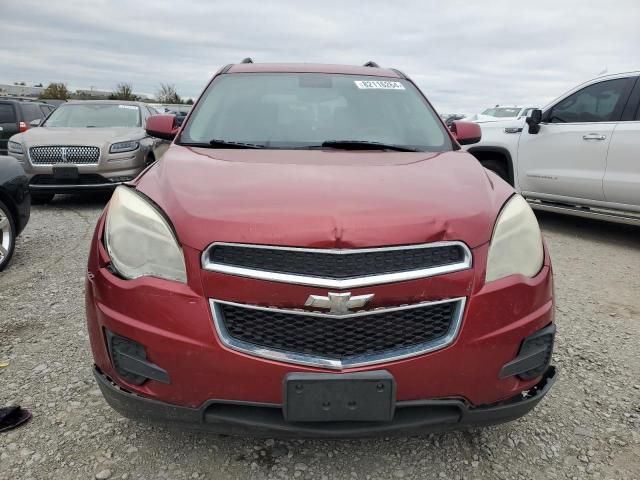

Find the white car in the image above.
[
  {"left": 465, "top": 72, "right": 640, "bottom": 226},
  {"left": 464, "top": 106, "right": 536, "bottom": 123}
]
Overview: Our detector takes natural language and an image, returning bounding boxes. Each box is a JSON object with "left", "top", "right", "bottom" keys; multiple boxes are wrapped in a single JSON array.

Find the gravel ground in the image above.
[{"left": 1, "top": 194, "right": 639, "bottom": 480}]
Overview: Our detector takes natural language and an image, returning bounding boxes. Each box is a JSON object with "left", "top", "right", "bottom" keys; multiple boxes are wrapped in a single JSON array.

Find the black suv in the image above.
[{"left": 0, "top": 99, "right": 56, "bottom": 154}]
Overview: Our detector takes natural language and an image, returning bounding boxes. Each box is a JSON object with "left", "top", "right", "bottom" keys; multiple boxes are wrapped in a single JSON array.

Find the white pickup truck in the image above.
[{"left": 465, "top": 72, "right": 640, "bottom": 226}]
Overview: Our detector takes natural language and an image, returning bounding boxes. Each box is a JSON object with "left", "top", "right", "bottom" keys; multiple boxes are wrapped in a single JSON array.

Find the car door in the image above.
[
  {"left": 516, "top": 77, "right": 634, "bottom": 202},
  {"left": 0, "top": 102, "right": 18, "bottom": 154},
  {"left": 603, "top": 76, "right": 640, "bottom": 207}
]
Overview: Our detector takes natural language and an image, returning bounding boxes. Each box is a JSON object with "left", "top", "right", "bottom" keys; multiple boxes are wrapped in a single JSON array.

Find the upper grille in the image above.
[
  {"left": 29, "top": 146, "right": 100, "bottom": 165},
  {"left": 204, "top": 243, "right": 471, "bottom": 288},
  {"left": 212, "top": 299, "right": 464, "bottom": 369}
]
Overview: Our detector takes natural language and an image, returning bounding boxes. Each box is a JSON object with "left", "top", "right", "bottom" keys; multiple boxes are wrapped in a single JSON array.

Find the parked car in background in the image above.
[
  {"left": 440, "top": 113, "right": 469, "bottom": 126},
  {"left": 7, "top": 100, "right": 165, "bottom": 203},
  {"left": 0, "top": 155, "right": 30, "bottom": 271},
  {"left": 0, "top": 98, "right": 56, "bottom": 155},
  {"left": 464, "top": 105, "right": 536, "bottom": 123},
  {"left": 152, "top": 104, "right": 192, "bottom": 126},
  {"left": 87, "top": 61, "right": 555, "bottom": 437},
  {"left": 465, "top": 71, "right": 640, "bottom": 225}
]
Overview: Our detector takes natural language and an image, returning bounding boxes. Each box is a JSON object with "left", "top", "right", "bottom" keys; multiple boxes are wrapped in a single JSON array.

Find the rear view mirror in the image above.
[
  {"left": 29, "top": 119, "right": 42, "bottom": 127},
  {"left": 146, "top": 114, "right": 179, "bottom": 140},
  {"left": 526, "top": 109, "right": 542, "bottom": 134},
  {"left": 450, "top": 120, "right": 481, "bottom": 145}
]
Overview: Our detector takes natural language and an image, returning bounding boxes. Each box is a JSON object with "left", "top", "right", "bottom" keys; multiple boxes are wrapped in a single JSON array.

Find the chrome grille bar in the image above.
[{"left": 201, "top": 241, "right": 472, "bottom": 289}]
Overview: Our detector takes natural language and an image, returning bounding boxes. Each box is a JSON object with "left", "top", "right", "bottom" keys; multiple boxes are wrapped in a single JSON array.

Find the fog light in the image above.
[
  {"left": 105, "top": 330, "right": 170, "bottom": 385},
  {"left": 499, "top": 324, "right": 555, "bottom": 380}
]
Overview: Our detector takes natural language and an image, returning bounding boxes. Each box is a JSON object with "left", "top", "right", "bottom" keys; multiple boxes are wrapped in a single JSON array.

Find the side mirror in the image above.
[
  {"left": 146, "top": 114, "right": 179, "bottom": 140},
  {"left": 526, "top": 109, "right": 542, "bottom": 134},
  {"left": 450, "top": 120, "right": 481, "bottom": 145},
  {"left": 29, "top": 118, "right": 42, "bottom": 127}
]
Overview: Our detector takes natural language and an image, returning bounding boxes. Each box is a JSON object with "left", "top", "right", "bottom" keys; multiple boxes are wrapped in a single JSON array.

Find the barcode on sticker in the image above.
[
  {"left": 354, "top": 80, "right": 405, "bottom": 90},
  {"left": 118, "top": 105, "right": 138, "bottom": 110}
]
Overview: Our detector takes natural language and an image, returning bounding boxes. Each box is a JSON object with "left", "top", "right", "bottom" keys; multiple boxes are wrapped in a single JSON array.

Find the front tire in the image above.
[{"left": 0, "top": 199, "right": 16, "bottom": 271}]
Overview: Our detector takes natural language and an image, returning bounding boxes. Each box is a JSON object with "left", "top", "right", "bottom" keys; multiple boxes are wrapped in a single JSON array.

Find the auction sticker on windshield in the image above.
[{"left": 354, "top": 80, "right": 405, "bottom": 90}]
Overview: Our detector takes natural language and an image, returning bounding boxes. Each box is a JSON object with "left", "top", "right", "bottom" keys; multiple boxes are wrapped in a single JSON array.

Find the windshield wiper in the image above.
[
  {"left": 320, "top": 140, "right": 421, "bottom": 152},
  {"left": 208, "top": 139, "right": 265, "bottom": 149}
]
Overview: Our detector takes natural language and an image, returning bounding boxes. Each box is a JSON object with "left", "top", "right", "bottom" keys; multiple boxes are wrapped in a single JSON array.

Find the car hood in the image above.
[
  {"left": 15, "top": 127, "right": 144, "bottom": 146},
  {"left": 135, "top": 146, "right": 514, "bottom": 250}
]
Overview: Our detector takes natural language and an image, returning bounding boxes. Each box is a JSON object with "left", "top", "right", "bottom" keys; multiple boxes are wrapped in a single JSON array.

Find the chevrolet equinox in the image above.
[{"left": 86, "top": 60, "right": 556, "bottom": 437}]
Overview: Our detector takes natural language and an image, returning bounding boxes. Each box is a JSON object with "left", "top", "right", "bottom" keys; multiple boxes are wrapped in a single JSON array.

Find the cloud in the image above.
[{"left": 2, "top": 0, "right": 639, "bottom": 112}]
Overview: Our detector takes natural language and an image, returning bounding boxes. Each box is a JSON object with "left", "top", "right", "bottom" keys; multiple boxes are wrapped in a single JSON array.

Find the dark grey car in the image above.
[{"left": 0, "top": 99, "right": 55, "bottom": 155}]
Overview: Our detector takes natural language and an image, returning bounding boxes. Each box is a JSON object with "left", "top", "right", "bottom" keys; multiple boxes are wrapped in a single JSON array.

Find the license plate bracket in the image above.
[
  {"left": 52, "top": 166, "right": 79, "bottom": 180},
  {"left": 283, "top": 371, "right": 395, "bottom": 423}
]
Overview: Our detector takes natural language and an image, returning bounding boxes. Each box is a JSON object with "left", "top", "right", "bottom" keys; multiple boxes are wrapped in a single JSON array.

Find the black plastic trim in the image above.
[
  {"left": 29, "top": 183, "right": 121, "bottom": 193},
  {"left": 466, "top": 146, "right": 515, "bottom": 186},
  {"left": 106, "top": 331, "right": 170, "bottom": 385},
  {"left": 283, "top": 371, "right": 396, "bottom": 422},
  {"left": 500, "top": 324, "right": 556, "bottom": 380},
  {"left": 94, "top": 366, "right": 556, "bottom": 438}
]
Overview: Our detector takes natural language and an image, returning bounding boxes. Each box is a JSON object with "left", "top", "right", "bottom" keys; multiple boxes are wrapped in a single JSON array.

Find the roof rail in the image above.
[
  {"left": 390, "top": 68, "right": 407, "bottom": 79},
  {"left": 240, "top": 57, "right": 254, "bottom": 64},
  {"left": 363, "top": 61, "right": 380, "bottom": 68}
]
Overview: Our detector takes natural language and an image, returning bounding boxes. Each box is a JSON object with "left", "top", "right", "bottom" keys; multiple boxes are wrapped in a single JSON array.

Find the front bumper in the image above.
[
  {"left": 86, "top": 215, "right": 556, "bottom": 435},
  {"left": 28, "top": 175, "right": 127, "bottom": 193},
  {"left": 94, "top": 365, "right": 556, "bottom": 437},
  {"left": 14, "top": 148, "right": 146, "bottom": 194}
]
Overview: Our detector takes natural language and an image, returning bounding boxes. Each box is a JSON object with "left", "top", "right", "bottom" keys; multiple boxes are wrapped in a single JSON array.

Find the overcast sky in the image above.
[{"left": 3, "top": 0, "right": 639, "bottom": 113}]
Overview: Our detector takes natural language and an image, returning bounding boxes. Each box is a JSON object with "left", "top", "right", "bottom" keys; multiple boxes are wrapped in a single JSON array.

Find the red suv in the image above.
[{"left": 86, "top": 61, "right": 556, "bottom": 437}]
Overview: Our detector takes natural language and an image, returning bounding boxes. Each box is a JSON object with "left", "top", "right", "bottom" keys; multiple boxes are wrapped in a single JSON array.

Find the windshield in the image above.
[
  {"left": 44, "top": 103, "right": 141, "bottom": 128},
  {"left": 480, "top": 107, "right": 522, "bottom": 118},
  {"left": 180, "top": 73, "right": 452, "bottom": 151}
]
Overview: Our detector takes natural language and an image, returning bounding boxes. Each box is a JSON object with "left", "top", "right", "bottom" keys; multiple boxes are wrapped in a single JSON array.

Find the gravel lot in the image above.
[{"left": 1, "top": 194, "right": 639, "bottom": 480}]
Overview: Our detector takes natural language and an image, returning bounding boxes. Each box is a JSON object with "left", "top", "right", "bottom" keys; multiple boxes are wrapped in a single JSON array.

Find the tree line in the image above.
[{"left": 37, "top": 82, "right": 193, "bottom": 104}]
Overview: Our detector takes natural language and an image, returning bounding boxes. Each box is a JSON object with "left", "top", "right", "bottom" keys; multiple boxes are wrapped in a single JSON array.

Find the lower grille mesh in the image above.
[{"left": 218, "top": 301, "right": 457, "bottom": 360}]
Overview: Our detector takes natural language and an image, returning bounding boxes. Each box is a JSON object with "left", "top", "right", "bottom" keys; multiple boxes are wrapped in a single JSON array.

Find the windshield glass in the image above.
[
  {"left": 44, "top": 103, "right": 141, "bottom": 128},
  {"left": 480, "top": 107, "right": 522, "bottom": 118},
  {"left": 180, "top": 73, "right": 452, "bottom": 151}
]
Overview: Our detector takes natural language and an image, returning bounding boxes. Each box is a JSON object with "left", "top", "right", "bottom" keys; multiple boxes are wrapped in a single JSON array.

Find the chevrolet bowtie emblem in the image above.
[{"left": 304, "top": 292, "right": 374, "bottom": 315}]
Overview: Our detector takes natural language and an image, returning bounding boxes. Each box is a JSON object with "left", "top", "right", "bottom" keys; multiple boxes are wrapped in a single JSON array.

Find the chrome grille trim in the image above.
[
  {"left": 29, "top": 145, "right": 100, "bottom": 165},
  {"left": 201, "top": 241, "right": 472, "bottom": 289},
  {"left": 209, "top": 297, "right": 467, "bottom": 370}
]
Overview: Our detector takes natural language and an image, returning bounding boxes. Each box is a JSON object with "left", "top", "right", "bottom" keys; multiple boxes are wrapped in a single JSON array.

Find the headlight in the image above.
[
  {"left": 8, "top": 141, "right": 23, "bottom": 155},
  {"left": 109, "top": 140, "right": 139, "bottom": 154},
  {"left": 105, "top": 186, "right": 187, "bottom": 283},
  {"left": 485, "top": 194, "right": 544, "bottom": 283}
]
